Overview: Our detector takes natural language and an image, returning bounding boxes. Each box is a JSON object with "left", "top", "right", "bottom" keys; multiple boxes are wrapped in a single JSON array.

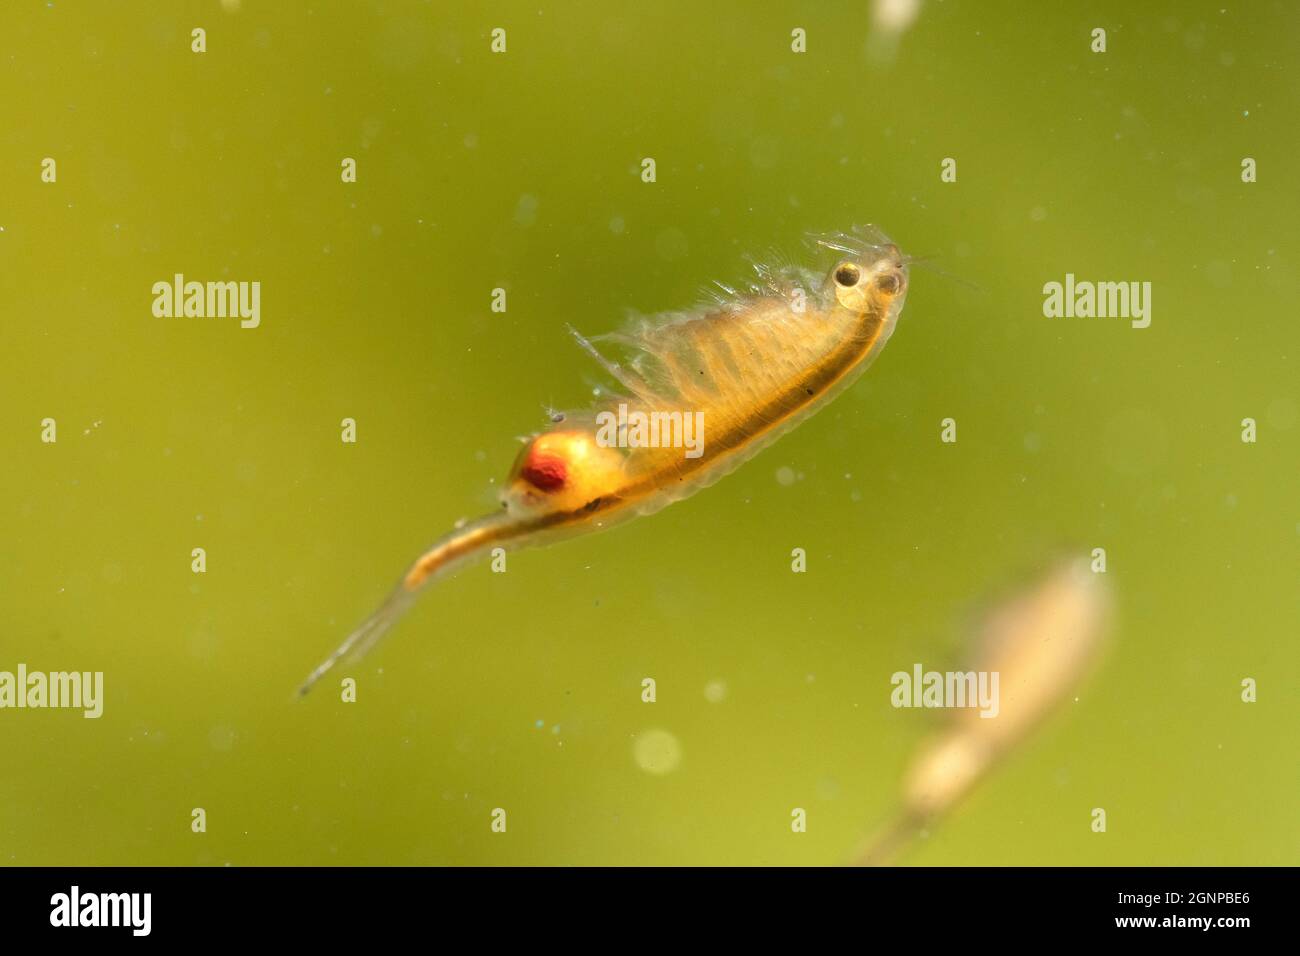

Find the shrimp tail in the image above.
[
  {"left": 851, "top": 811, "right": 924, "bottom": 867},
  {"left": 297, "top": 511, "right": 518, "bottom": 697},
  {"left": 296, "top": 583, "right": 418, "bottom": 697}
]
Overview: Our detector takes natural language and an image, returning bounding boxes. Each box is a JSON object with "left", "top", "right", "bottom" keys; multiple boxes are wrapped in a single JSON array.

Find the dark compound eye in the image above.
[
  {"left": 876, "top": 272, "right": 901, "bottom": 294},
  {"left": 834, "top": 263, "right": 861, "bottom": 286}
]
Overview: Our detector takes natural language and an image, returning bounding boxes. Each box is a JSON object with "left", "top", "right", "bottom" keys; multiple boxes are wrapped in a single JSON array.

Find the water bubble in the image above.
[{"left": 633, "top": 728, "right": 682, "bottom": 775}]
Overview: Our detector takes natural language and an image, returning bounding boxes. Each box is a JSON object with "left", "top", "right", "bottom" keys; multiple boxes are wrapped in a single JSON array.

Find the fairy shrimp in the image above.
[{"left": 298, "top": 225, "right": 911, "bottom": 695}]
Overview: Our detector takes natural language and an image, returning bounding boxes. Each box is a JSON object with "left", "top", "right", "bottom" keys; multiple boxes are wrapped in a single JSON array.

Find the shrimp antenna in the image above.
[{"left": 901, "top": 253, "right": 985, "bottom": 294}]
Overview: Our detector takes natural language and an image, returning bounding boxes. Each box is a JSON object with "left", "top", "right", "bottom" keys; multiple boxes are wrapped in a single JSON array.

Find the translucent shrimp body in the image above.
[{"left": 299, "top": 226, "right": 909, "bottom": 695}]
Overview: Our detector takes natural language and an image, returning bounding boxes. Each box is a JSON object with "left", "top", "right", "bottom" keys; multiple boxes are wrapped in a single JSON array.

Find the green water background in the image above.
[{"left": 2, "top": 0, "right": 1296, "bottom": 865}]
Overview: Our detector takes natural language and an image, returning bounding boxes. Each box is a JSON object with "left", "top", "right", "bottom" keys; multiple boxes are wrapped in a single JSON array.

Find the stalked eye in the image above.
[
  {"left": 834, "top": 263, "right": 861, "bottom": 287},
  {"left": 876, "top": 271, "right": 901, "bottom": 294}
]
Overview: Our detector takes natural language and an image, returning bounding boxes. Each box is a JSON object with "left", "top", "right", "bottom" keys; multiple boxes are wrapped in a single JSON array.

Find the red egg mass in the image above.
[{"left": 521, "top": 449, "right": 568, "bottom": 491}]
